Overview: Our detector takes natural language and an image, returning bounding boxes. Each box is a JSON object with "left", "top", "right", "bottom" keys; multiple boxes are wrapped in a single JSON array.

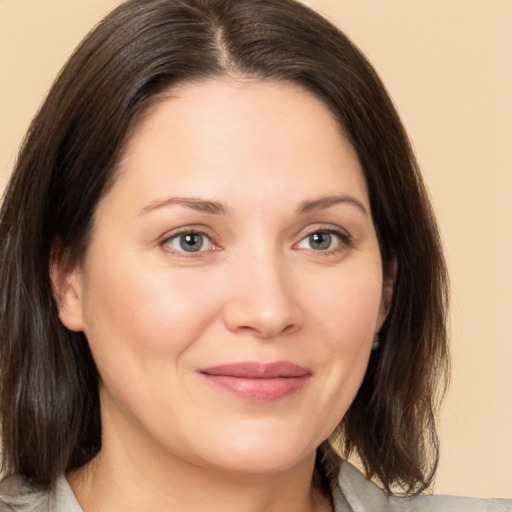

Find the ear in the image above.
[
  {"left": 49, "top": 243, "right": 85, "bottom": 332},
  {"left": 376, "top": 257, "right": 397, "bottom": 331}
]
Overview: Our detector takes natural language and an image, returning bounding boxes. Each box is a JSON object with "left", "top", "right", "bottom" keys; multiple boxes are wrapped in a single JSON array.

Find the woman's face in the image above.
[{"left": 59, "top": 79, "right": 390, "bottom": 475}]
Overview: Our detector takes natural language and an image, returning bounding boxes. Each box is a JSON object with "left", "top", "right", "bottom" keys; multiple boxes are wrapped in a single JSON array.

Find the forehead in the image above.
[{"left": 109, "top": 78, "right": 368, "bottom": 212}]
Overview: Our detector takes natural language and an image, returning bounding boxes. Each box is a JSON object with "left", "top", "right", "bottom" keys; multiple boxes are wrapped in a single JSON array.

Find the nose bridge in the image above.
[{"left": 222, "top": 241, "right": 302, "bottom": 338}]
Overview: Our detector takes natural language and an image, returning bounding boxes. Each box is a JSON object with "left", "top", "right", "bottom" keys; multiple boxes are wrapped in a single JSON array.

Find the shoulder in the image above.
[
  {"left": 0, "top": 474, "right": 50, "bottom": 512},
  {"left": 335, "top": 461, "right": 512, "bottom": 512},
  {"left": 399, "top": 494, "right": 512, "bottom": 512},
  {"left": 0, "top": 474, "right": 81, "bottom": 512}
]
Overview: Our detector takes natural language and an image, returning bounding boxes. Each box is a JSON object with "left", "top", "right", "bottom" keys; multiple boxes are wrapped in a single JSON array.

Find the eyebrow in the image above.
[
  {"left": 297, "top": 195, "right": 368, "bottom": 216},
  {"left": 139, "top": 194, "right": 368, "bottom": 217},
  {"left": 139, "top": 197, "right": 227, "bottom": 215}
]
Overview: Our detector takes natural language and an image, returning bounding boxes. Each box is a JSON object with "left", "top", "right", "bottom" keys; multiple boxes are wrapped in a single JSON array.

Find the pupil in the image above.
[
  {"left": 180, "top": 234, "right": 203, "bottom": 252},
  {"left": 310, "top": 232, "right": 331, "bottom": 250}
]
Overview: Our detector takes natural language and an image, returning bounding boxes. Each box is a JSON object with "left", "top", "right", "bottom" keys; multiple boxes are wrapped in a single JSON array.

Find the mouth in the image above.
[{"left": 198, "top": 361, "right": 312, "bottom": 401}]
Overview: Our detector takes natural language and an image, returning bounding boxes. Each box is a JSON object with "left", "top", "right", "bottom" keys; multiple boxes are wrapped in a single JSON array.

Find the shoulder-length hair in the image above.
[{"left": 0, "top": 0, "right": 448, "bottom": 495}]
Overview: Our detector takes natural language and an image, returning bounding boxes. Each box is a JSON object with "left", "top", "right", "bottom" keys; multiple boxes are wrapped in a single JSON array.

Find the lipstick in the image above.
[{"left": 199, "top": 361, "right": 311, "bottom": 401}]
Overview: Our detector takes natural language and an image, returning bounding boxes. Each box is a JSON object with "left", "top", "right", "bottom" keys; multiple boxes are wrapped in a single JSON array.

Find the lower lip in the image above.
[{"left": 201, "top": 374, "right": 310, "bottom": 401}]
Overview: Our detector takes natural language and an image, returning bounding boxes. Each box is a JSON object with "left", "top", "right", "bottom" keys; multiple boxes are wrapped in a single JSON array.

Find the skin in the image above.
[{"left": 56, "top": 79, "right": 392, "bottom": 512}]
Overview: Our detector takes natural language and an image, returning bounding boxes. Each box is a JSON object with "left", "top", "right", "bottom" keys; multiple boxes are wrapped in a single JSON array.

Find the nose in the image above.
[{"left": 222, "top": 253, "right": 304, "bottom": 339}]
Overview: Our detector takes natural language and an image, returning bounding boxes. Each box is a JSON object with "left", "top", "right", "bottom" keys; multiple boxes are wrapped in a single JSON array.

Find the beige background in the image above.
[{"left": 1, "top": 0, "right": 511, "bottom": 498}]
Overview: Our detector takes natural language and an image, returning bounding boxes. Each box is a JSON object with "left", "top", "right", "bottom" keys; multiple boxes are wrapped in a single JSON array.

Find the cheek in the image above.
[
  {"left": 304, "top": 262, "right": 383, "bottom": 420},
  {"left": 80, "top": 252, "right": 222, "bottom": 371},
  {"left": 309, "top": 262, "right": 383, "bottom": 345}
]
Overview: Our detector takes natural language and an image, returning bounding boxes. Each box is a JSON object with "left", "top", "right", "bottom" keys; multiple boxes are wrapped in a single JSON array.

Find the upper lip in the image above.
[{"left": 199, "top": 361, "right": 311, "bottom": 378}]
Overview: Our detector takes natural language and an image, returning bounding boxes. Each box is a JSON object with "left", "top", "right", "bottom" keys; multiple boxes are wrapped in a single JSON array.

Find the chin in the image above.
[
  {"left": 209, "top": 448, "right": 315, "bottom": 476},
  {"left": 192, "top": 424, "right": 322, "bottom": 476}
]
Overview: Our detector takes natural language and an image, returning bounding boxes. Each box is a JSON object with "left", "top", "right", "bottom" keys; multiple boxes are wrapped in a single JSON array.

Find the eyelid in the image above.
[
  {"left": 157, "top": 223, "right": 352, "bottom": 256},
  {"left": 293, "top": 224, "right": 353, "bottom": 251},
  {"left": 159, "top": 226, "right": 219, "bottom": 256}
]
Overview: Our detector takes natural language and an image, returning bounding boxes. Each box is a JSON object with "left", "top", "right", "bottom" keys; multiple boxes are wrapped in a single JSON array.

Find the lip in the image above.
[{"left": 199, "top": 361, "right": 311, "bottom": 401}]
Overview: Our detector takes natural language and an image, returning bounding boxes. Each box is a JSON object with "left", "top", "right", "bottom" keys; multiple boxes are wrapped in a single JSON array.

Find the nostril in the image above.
[
  {"left": 281, "top": 324, "right": 298, "bottom": 335},
  {"left": 234, "top": 321, "right": 299, "bottom": 339}
]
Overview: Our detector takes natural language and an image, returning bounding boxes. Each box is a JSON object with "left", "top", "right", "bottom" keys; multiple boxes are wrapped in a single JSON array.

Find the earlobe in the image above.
[{"left": 49, "top": 245, "right": 85, "bottom": 332}]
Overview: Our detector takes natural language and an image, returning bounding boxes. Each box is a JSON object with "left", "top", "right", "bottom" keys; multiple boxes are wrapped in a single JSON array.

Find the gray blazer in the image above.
[
  {"left": 1, "top": 462, "right": 511, "bottom": 511},
  {"left": 335, "top": 462, "right": 512, "bottom": 511}
]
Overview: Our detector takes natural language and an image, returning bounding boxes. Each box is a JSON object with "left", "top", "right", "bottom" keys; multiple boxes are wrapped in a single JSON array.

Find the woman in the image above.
[{"left": 0, "top": 0, "right": 509, "bottom": 510}]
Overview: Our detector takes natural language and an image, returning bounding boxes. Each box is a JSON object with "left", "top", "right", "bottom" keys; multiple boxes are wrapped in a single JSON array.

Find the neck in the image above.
[{"left": 67, "top": 404, "right": 332, "bottom": 512}]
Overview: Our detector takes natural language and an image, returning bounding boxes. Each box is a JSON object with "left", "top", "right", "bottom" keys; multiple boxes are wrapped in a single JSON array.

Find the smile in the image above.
[{"left": 199, "top": 361, "right": 312, "bottom": 401}]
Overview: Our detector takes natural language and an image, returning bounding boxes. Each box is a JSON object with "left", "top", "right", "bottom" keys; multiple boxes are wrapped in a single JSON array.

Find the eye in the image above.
[
  {"left": 163, "top": 231, "right": 214, "bottom": 253},
  {"left": 296, "top": 230, "right": 346, "bottom": 251}
]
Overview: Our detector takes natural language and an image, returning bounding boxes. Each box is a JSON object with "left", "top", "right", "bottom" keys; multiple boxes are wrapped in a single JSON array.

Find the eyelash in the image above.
[
  {"left": 160, "top": 228, "right": 217, "bottom": 257},
  {"left": 294, "top": 226, "right": 352, "bottom": 255},
  {"left": 160, "top": 225, "right": 352, "bottom": 257}
]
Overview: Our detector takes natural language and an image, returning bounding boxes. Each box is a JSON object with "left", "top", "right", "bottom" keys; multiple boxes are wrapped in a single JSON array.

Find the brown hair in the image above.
[{"left": 0, "top": 0, "right": 448, "bottom": 495}]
